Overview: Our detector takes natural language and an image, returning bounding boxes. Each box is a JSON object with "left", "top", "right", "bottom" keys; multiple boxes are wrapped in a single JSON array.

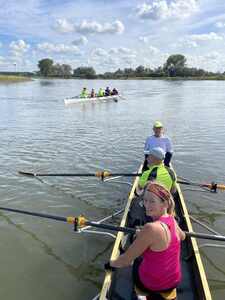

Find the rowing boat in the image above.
[
  {"left": 64, "top": 95, "right": 119, "bottom": 105},
  {"left": 98, "top": 165, "right": 212, "bottom": 300}
]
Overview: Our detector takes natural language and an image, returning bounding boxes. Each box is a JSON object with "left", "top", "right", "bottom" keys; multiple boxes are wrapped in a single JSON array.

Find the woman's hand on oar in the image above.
[{"left": 0, "top": 206, "right": 225, "bottom": 242}]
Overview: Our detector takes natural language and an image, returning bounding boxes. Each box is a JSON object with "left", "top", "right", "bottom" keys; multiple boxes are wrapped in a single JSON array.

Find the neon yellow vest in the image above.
[
  {"left": 98, "top": 89, "right": 104, "bottom": 96},
  {"left": 80, "top": 90, "right": 88, "bottom": 98},
  {"left": 139, "top": 163, "right": 175, "bottom": 191}
]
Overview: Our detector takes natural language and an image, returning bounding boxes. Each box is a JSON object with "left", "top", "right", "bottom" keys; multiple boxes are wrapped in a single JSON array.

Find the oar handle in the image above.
[
  {"left": 186, "top": 231, "right": 225, "bottom": 242},
  {"left": 83, "top": 221, "right": 136, "bottom": 234}
]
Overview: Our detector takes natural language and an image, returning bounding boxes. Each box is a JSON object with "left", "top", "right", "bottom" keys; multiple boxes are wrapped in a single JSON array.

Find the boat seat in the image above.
[{"left": 135, "top": 286, "right": 177, "bottom": 300}]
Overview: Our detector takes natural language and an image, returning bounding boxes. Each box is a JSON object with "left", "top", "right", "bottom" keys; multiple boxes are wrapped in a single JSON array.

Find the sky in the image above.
[{"left": 1, "top": 0, "right": 225, "bottom": 73}]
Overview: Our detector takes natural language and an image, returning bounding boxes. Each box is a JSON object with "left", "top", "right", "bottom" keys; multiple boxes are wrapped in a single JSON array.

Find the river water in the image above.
[{"left": 0, "top": 79, "right": 224, "bottom": 299}]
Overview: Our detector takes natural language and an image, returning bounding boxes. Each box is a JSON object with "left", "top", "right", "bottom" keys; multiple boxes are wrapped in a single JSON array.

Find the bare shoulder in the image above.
[{"left": 143, "top": 221, "right": 161, "bottom": 234}]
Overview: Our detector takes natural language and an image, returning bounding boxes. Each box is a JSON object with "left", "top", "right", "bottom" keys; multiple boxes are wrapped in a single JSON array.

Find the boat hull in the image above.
[{"left": 64, "top": 95, "right": 119, "bottom": 105}]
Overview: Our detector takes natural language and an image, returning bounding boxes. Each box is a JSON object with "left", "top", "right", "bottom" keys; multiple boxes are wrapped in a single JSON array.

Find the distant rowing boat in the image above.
[
  {"left": 98, "top": 165, "right": 212, "bottom": 300},
  {"left": 64, "top": 95, "right": 119, "bottom": 105}
]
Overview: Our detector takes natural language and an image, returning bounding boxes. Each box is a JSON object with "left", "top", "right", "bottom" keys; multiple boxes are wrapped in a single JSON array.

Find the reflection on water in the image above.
[{"left": 0, "top": 79, "right": 224, "bottom": 299}]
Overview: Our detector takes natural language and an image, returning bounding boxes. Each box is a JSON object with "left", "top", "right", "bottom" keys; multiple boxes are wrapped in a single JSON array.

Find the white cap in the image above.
[{"left": 147, "top": 147, "right": 165, "bottom": 160}]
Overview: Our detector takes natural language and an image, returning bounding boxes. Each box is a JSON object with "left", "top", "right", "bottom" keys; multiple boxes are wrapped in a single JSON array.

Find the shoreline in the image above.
[
  {"left": 0, "top": 75, "right": 33, "bottom": 83},
  {"left": 36, "top": 76, "right": 225, "bottom": 80},
  {"left": 1, "top": 75, "right": 225, "bottom": 82}
]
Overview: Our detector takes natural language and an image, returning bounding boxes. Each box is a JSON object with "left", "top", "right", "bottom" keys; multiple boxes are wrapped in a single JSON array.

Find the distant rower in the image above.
[{"left": 80, "top": 87, "right": 88, "bottom": 98}]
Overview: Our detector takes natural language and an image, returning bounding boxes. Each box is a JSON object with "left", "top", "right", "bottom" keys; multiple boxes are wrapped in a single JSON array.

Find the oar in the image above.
[
  {"left": 0, "top": 206, "right": 225, "bottom": 242},
  {"left": 18, "top": 170, "right": 225, "bottom": 191},
  {"left": 0, "top": 206, "right": 135, "bottom": 234},
  {"left": 18, "top": 171, "right": 141, "bottom": 179}
]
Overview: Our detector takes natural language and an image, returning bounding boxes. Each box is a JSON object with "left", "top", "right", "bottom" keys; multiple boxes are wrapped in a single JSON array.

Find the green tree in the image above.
[
  {"left": 135, "top": 65, "right": 145, "bottom": 76},
  {"left": 165, "top": 54, "right": 186, "bottom": 68},
  {"left": 73, "top": 67, "right": 96, "bottom": 79},
  {"left": 114, "top": 68, "right": 124, "bottom": 78},
  {"left": 164, "top": 54, "right": 187, "bottom": 76},
  {"left": 38, "top": 58, "right": 54, "bottom": 76}
]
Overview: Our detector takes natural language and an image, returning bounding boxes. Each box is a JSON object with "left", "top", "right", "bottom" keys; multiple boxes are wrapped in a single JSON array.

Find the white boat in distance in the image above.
[{"left": 64, "top": 94, "right": 120, "bottom": 105}]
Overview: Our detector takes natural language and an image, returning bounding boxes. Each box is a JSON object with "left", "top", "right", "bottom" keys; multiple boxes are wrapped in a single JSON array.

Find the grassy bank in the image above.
[{"left": 0, "top": 75, "right": 32, "bottom": 83}]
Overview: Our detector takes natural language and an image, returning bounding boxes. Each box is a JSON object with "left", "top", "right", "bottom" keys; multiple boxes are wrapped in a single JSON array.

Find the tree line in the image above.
[{"left": 37, "top": 55, "right": 223, "bottom": 79}]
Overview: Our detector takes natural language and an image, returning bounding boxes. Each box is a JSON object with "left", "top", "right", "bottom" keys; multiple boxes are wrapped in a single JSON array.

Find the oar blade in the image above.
[{"left": 18, "top": 171, "right": 35, "bottom": 177}]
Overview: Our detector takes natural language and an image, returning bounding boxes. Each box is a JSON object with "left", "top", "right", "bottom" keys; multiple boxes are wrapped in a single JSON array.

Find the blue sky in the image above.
[{"left": 1, "top": 0, "right": 225, "bottom": 72}]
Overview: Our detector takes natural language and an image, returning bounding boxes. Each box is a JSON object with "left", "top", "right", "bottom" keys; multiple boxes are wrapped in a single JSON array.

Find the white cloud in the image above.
[
  {"left": 109, "top": 47, "right": 135, "bottom": 55},
  {"left": 54, "top": 19, "right": 124, "bottom": 35},
  {"left": 172, "top": 39, "right": 198, "bottom": 49},
  {"left": 72, "top": 36, "right": 88, "bottom": 46},
  {"left": 215, "top": 21, "right": 225, "bottom": 28},
  {"left": 76, "top": 20, "right": 124, "bottom": 34},
  {"left": 172, "top": 32, "right": 225, "bottom": 50},
  {"left": 92, "top": 48, "right": 109, "bottom": 57},
  {"left": 89, "top": 47, "right": 138, "bottom": 71},
  {"left": 37, "top": 42, "right": 80, "bottom": 54},
  {"left": 190, "top": 32, "right": 224, "bottom": 41},
  {"left": 205, "top": 51, "right": 220, "bottom": 60},
  {"left": 170, "top": 0, "right": 198, "bottom": 18},
  {"left": 139, "top": 36, "right": 150, "bottom": 43},
  {"left": 53, "top": 18, "right": 74, "bottom": 33},
  {"left": 149, "top": 46, "right": 160, "bottom": 55},
  {"left": 187, "top": 52, "right": 225, "bottom": 72},
  {"left": 136, "top": 1, "right": 169, "bottom": 20},
  {"left": 136, "top": 0, "right": 198, "bottom": 21},
  {"left": 91, "top": 47, "right": 136, "bottom": 62},
  {"left": 9, "top": 40, "right": 30, "bottom": 56}
]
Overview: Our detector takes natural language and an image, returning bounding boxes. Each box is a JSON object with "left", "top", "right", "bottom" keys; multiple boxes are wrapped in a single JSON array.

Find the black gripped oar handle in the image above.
[
  {"left": 186, "top": 232, "right": 225, "bottom": 242},
  {"left": 83, "top": 221, "right": 135, "bottom": 234}
]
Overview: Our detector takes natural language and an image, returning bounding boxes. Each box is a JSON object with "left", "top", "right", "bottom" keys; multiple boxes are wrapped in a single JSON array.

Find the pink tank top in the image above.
[{"left": 138, "top": 215, "right": 181, "bottom": 291}]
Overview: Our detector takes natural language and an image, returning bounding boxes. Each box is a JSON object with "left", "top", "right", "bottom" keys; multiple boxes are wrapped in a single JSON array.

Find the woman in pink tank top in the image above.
[{"left": 109, "top": 182, "right": 186, "bottom": 300}]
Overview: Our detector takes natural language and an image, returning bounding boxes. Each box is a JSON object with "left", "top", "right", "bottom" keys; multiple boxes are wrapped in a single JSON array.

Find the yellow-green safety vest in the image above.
[
  {"left": 80, "top": 90, "right": 88, "bottom": 98},
  {"left": 98, "top": 89, "right": 104, "bottom": 97},
  {"left": 139, "top": 163, "right": 176, "bottom": 191}
]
